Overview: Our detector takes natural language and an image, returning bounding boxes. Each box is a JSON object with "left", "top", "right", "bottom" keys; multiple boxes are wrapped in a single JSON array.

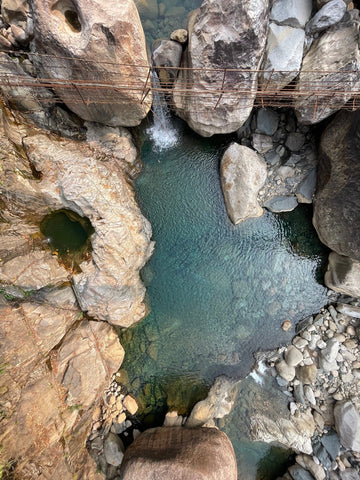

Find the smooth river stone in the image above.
[{"left": 220, "top": 142, "right": 267, "bottom": 224}]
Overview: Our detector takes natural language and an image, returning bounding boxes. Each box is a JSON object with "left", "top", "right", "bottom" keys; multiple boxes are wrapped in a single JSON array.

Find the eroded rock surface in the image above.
[
  {"left": 173, "top": 0, "right": 269, "bottom": 136},
  {"left": 30, "top": 0, "right": 151, "bottom": 126},
  {"left": 0, "top": 288, "right": 123, "bottom": 479},
  {"left": 119, "top": 426, "right": 237, "bottom": 480},
  {"left": 0, "top": 105, "right": 153, "bottom": 326}
]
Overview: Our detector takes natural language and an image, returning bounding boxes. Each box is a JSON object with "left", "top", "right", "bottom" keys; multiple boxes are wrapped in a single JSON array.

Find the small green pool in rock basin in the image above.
[{"left": 119, "top": 120, "right": 329, "bottom": 478}]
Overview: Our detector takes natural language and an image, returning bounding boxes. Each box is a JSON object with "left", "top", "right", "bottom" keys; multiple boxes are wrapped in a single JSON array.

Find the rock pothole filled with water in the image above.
[{"left": 40, "top": 209, "right": 94, "bottom": 260}]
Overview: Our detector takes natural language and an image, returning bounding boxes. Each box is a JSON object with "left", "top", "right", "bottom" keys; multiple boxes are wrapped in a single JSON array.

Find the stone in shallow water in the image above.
[{"left": 264, "top": 196, "right": 298, "bottom": 213}]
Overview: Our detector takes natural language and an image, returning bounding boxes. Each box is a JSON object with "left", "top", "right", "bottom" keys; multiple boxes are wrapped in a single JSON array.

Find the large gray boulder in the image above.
[
  {"left": 270, "top": 0, "right": 313, "bottom": 28},
  {"left": 313, "top": 111, "right": 360, "bottom": 261},
  {"left": 294, "top": 10, "right": 360, "bottom": 124},
  {"left": 119, "top": 427, "right": 237, "bottom": 480},
  {"left": 334, "top": 401, "right": 360, "bottom": 452},
  {"left": 324, "top": 252, "right": 360, "bottom": 298},
  {"left": 30, "top": 0, "right": 151, "bottom": 126},
  {"left": 260, "top": 23, "right": 305, "bottom": 91},
  {"left": 220, "top": 143, "right": 267, "bottom": 224},
  {"left": 173, "top": 0, "right": 269, "bottom": 137},
  {"left": 306, "top": 0, "right": 347, "bottom": 34}
]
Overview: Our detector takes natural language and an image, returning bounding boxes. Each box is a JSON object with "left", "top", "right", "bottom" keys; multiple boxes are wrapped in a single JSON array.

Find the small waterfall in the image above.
[{"left": 146, "top": 71, "right": 179, "bottom": 151}]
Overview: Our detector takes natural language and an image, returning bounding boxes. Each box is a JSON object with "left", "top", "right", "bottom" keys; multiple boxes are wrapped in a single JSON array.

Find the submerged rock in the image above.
[
  {"left": 173, "top": 0, "right": 269, "bottom": 136},
  {"left": 119, "top": 426, "right": 237, "bottom": 480},
  {"left": 30, "top": 0, "right": 151, "bottom": 126},
  {"left": 220, "top": 143, "right": 267, "bottom": 224}
]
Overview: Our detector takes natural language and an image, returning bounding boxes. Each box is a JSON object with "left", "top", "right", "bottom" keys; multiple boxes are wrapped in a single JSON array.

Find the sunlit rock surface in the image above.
[
  {"left": 173, "top": 0, "right": 269, "bottom": 136},
  {"left": 0, "top": 105, "right": 153, "bottom": 326},
  {"left": 220, "top": 142, "right": 267, "bottom": 224},
  {"left": 30, "top": 0, "right": 151, "bottom": 126},
  {"left": 0, "top": 289, "right": 123, "bottom": 479},
  {"left": 294, "top": 10, "right": 360, "bottom": 124}
]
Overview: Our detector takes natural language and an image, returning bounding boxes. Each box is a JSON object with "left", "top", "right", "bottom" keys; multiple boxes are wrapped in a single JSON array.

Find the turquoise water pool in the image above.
[{"left": 119, "top": 119, "right": 328, "bottom": 427}]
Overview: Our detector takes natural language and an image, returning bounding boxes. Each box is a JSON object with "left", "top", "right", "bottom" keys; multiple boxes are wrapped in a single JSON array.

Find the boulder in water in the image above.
[{"left": 220, "top": 143, "right": 267, "bottom": 224}]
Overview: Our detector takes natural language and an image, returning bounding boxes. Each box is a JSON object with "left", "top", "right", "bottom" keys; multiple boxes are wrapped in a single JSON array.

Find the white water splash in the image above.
[
  {"left": 146, "top": 71, "right": 179, "bottom": 151},
  {"left": 248, "top": 359, "right": 268, "bottom": 386}
]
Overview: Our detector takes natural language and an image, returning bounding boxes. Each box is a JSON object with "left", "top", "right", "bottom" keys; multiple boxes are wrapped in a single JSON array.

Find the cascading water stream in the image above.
[{"left": 146, "top": 70, "right": 179, "bottom": 151}]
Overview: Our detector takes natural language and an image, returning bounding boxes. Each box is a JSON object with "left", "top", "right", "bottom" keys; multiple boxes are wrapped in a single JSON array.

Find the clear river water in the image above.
[{"left": 118, "top": 116, "right": 330, "bottom": 479}]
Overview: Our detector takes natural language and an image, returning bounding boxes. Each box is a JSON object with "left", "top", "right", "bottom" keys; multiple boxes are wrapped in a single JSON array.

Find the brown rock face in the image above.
[
  {"left": 119, "top": 427, "right": 237, "bottom": 480},
  {"left": 0, "top": 290, "right": 123, "bottom": 479},
  {"left": 173, "top": 0, "right": 269, "bottom": 137},
  {"left": 30, "top": 0, "right": 151, "bottom": 126},
  {"left": 313, "top": 110, "right": 360, "bottom": 261},
  {"left": 0, "top": 103, "right": 148, "bottom": 478}
]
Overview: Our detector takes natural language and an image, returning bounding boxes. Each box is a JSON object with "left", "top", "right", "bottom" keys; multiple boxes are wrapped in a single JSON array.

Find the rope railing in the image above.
[{"left": 0, "top": 51, "right": 359, "bottom": 115}]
